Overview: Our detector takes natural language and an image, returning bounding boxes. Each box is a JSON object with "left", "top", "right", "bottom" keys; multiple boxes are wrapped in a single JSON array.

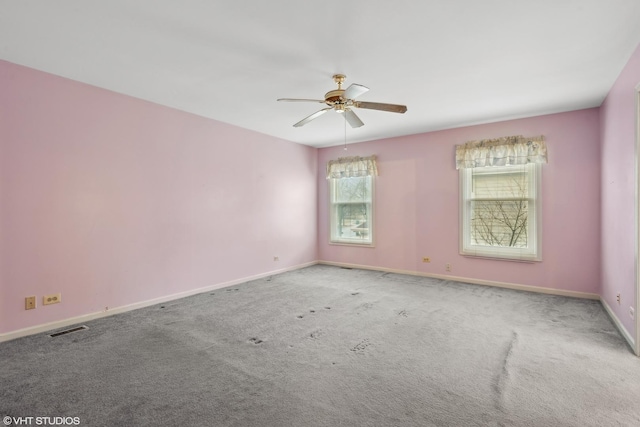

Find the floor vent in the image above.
[{"left": 49, "top": 325, "right": 88, "bottom": 337}]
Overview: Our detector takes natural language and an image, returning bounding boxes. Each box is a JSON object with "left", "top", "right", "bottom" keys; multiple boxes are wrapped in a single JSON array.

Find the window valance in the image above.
[
  {"left": 455, "top": 135, "right": 547, "bottom": 169},
  {"left": 326, "top": 155, "right": 378, "bottom": 179}
]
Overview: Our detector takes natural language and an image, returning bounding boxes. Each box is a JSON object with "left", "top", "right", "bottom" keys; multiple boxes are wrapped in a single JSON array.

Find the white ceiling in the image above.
[{"left": 2, "top": 1, "right": 640, "bottom": 148}]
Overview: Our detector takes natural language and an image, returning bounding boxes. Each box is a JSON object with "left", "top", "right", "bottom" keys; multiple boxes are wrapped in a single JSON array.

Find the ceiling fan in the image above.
[{"left": 277, "top": 74, "right": 407, "bottom": 128}]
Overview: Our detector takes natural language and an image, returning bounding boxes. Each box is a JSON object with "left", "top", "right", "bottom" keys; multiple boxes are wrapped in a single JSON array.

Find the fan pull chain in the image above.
[{"left": 343, "top": 114, "right": 348, "bottom": 151}]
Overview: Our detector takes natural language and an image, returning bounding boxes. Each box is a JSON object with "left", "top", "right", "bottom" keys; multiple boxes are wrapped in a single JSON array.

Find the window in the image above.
[
  {"left": 329, "top": 175, "right": 374, "bottom": 245},
  {"left": 460, "top": 163, "right": 541, "bottom": 261}
]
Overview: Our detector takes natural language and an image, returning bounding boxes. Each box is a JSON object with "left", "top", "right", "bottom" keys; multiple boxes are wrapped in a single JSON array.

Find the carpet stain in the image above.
[
  {"left": 297, "top": 315, "right": 304, "bottom": 319},
  {"left": 309, "top": 329, "right": 324, "bottom": 340},
  {"left": 493, "top": 331, "right": 518, "bottom": 411},
  {"left": 351, "top": 292, "right": 360, "bottom": 296},
  {"left": 248, "top": 337, "right": 264, "bottom": 345},
  {"left": 350, "top": 339, "right": 371, "bottom": 354},
  {"left": 357, "top": 302, "right": 374, "bottom": 311},
  {"left": 324, "top": 306, "right": 331, "bottom": 310},
  {"left": 398, "top": 309, "right": 408, "bottom": 318}
]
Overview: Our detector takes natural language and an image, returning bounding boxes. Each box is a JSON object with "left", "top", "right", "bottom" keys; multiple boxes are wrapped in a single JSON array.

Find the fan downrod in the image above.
[{"left": 332, "top": 74, "right": 346, "bottom": 89}]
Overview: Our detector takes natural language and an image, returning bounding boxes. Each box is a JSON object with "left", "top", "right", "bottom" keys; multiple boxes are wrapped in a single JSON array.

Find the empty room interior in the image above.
[{"left": 3, "top": 1, "right": 640, "bottom": 426}]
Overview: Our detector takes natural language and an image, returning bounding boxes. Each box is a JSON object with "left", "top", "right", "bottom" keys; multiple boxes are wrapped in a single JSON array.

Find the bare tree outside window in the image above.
[
  {"left": 460, "top": 162, "right": 541, "bottom": 261},
  {"left": 469, "top": 170, "right": 528, "bottom": 248}
]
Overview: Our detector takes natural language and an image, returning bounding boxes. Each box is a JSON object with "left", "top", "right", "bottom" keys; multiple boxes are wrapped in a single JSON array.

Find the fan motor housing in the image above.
[{"left": 324, "top": 89, "right": 345, "bottom": 104}]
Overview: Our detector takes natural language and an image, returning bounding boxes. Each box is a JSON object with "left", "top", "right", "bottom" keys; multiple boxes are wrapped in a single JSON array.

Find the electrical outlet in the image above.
[
  {"left": 422, "top": 257, "right": 431, "bottom": 263},
  {"left": 445, "top": 263, "right": 451, "bottom": 272},
  {"left": 25, "top": 296, "right": 36, "bottom": 310},
  {"left": 630, "top": 307, "right": 635, "bottom": 320},
  {"left": 616, "top": 293, "right": 621, "bottom": 304},
  {"left": 43, "top": 293, "right": 61, "bottom": 306}
]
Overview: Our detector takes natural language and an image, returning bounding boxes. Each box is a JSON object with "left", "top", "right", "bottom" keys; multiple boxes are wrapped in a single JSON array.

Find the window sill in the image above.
[
  {"left": 329, "top": 241, "right": 375, "bottom": 248},
  {"left": 460, "top": 252, "right": 541, "bottom": 263}
]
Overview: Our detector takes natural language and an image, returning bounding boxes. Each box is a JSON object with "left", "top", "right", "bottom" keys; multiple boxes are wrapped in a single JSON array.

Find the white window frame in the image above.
[
  {"left": 329, "top": 175, "right": 375, "bottom": 246},
  {"left": 459, "top": 163, "right": 541, "bottom": 262}
]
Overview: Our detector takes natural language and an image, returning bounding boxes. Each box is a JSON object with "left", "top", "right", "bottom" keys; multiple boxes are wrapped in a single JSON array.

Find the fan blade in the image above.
[
  {"left": 278, "top": 98, "right": 326, "bottom": 103},
  {"left": 355, "top": 101, "right": 407, "bottom": 113},
  {"left": 293, "top": 107, "right": 332, "bottom": 127},
  {"left": 343, "top": 83, "right": 369, "bottom": 100},
  {"left": 344, "top": 109, "right": 364, "bottom": 128}
]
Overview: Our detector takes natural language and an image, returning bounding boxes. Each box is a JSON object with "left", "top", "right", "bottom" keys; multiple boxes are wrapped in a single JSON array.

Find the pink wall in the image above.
[
  {"left": 600, "top": 43, "right": 640, "bottom": 337},
  {"left": 0, "top": 60, "right": 317, "bottom": 335},
  {"left": 318, "top": 109, "right": 602, "bottom": 295}
]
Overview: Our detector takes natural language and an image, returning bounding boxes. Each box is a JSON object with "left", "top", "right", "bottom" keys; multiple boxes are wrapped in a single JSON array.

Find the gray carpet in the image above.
[{"left": 2, "top": 265, "right": 640, "bottom": 426}]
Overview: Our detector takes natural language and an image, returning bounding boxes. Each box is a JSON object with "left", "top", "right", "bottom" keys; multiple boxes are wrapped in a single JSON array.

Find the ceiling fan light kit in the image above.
[{"left": 278, "top": 74, "right": 407, "bottom": 128}]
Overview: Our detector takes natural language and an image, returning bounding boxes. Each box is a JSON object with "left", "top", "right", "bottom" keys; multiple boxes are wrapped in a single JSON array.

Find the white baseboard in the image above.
[
  {"left": 600, "top": 297, "right": 636, "bottom": 350},
  {"left": 318, "top": 260, "right": 601, "bottom": 300},
  {"left": 0, "top": 261, "right": 318, "bottom": 343}
]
